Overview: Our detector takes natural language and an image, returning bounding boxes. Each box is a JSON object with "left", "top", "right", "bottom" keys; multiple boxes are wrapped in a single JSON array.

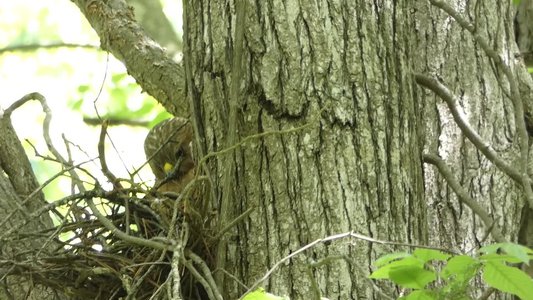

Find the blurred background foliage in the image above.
[{"left": 0, "top": 0, "right": 181, "bottom": 203}]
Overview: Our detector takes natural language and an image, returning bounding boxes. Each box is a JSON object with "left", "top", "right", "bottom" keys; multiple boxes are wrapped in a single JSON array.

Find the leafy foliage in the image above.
[
  {"left": 370, "top": 243, "right": 533, "bottom": 299},
  {"left": 242, "top": 288, "right": 289, "bottom": 300},
  {"left": 70, "top": 72, "right": 170, "bottom": 123}
]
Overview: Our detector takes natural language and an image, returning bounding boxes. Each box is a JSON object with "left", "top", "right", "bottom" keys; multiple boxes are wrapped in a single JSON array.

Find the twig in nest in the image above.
[{"left": 98, "top": 120, "right": 123, "bottom": 189}]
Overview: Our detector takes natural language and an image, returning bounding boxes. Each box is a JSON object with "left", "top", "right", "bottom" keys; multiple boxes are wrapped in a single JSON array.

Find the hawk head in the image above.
[{"left": 144, "top": 117, "right": 195, "bottom": 192}]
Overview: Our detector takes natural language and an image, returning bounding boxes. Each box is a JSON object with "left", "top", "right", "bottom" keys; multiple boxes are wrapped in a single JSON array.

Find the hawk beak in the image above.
[
  {"left": 164, "top": 155, "right": 185, "bottom": 179},
  {"left": 163, "top": 162, "right": 174, "bottom": 174}
]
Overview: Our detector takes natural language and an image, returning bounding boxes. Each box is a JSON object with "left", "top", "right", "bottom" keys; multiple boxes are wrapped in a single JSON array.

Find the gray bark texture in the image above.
[{"left": 183, "top": 0, "right": 527, "bottom": 299}]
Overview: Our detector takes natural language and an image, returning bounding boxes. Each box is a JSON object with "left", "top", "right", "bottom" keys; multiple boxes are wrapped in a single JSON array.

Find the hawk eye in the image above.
[{"left": 175, "top": 147, "right": 185, "bottom": 159}]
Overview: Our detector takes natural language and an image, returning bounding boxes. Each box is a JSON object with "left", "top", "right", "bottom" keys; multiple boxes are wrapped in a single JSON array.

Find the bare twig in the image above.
[
  {"left": 187, "top": 250, "right": 223, "bottom": 300},
  {"left": 98, "top": 120, "right": 122, "bottom": 189},
  {"left": 181, "top": 257, "right": 216, "bottom": 300},
  {"left": 423, "top": 154, "right": 506, "bottom": 243},
  {"left": 415, "top": 74, "right": 522, "bottom": 184},
  {"left": 83, "top": 117, "right": 149, "bottom": 127},
  {"left": 0, "top": 43, "right": 98, "bottom": 54},
  {"left": 85, "top": 194, "right": 172, "bottom": 250}
]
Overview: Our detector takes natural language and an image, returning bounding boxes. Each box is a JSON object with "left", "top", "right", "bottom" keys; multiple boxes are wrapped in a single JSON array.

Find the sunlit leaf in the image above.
[
  {"left": 389, "top": 264, "right": 436, "bottom": 289},
  {"left": 413, "top": 248, "right": 450, "bottom": 263},
  {"left": 483, "top": 261, "right": 533, "bottom": 300}
]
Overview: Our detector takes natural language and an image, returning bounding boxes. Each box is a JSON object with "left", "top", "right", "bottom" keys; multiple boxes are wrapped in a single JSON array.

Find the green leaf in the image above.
[
  {"left": 480, "top": 253, "right": 523, "bottom": 264},
  {"left": 441, "top": 255, "right": 478, "bottom": 282},
  {"left": 77, "top": 84, "right": 90, "bottom": 93},
  {"left": 370, "top": 256, "right": 423, "bottom": 279},
  {"left": 242, "top": 288, "right": 288, "bottom": 300},
  {"left": 111, "top": 73, "right": 128, "bottom": 84},
  {"left": 479, "top": 243, "right": 506, "bottom": 254},
  {"left": 374, "top": 252, "right": 411, "bottom": 267},
  {"left": 479, "top": 243, "right": 533, "bottom": 265},
  {"left": 389, "top": 264, "right": 436, "bottom": 289},
  {"left": 399, "top": 290, "right": 435, "bottom": 300},
  {"left": 483, "top": 261, "right": 533, "bottom": 300},
  {"left": 514, "top": 0, "right": 522, "bottom": 5},
  {"left": 413, "top": 248, "right": 450, "bottom": 263},
  {"left": 68, "top": 98, "right": 83, "bottom": 111},
  {"left": 149, "top": 111, "right": 173, "bottom": 128},
  {"left": 500, "top": 243, "right": 533, "bottom": 265}
]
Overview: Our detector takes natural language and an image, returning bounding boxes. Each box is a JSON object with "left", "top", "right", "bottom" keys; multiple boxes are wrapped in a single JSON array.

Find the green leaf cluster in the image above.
[{"left": 369, "top": 243, "right": 533, "bottom": 300}]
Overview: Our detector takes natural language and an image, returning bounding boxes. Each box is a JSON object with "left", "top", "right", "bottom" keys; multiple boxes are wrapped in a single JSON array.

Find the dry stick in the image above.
[
  {"left": 0, "top": 43, "right": 98, "bottom": 54},
  {"left": 38, "top": 94, "right": 86, "bottom": 193},
  {"left": 128, "top": 250, "right": 167, "bottom": 298},
  {"left": 84, "top": 193, "right": 171, "bottom": 251},
  {"left": 0, "top": 160, "right": 91, "bottom": 232},
  {"left": 87, "top": 123, "right": 172, "bottom": 251},
  {"left": 181, "top": 257, "right": 217, "bottom": 300},
  {"left": 0, "top": 189, "right": 99, "bottom": 241},
  {"left": 187, "top": 251, "right": 223, "bottom": 300},
  {"left": 98, "top": 121, "right": 132, "bottom": 236},
  {"left": 198, "top": 123, "right": 313, "bottom": 168},
  {"left": 167, "top": 176, "right": 209, "bottom": 241},
  {"left": 170, "top": 244, "right": 183, "bottom": 300},
  {"left": 429, "top": 0, "right": 533, "bottom": 208},
  {"left": 423, "top": 154, "right": 506, "bottom": 243},
  {"left": 98, "top": 120, "right": 121, "bottom": 188},
  {"left": 170, "top": 223, "right": 190, "bottom": 300},
  {"left": 215, "top": 0, "right": 248, "bottom": 289}
]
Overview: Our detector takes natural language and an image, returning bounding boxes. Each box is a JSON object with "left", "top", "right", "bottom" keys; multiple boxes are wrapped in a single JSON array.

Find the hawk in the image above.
[{"left": 144, "top": 117, "right": 195, "bottom": 193}]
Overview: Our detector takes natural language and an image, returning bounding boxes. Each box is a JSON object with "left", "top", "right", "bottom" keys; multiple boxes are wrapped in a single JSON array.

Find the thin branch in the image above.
[
  {"left": 0, "top": 43, "right": 99, "bottom": 55},
  {"left": 181, "top": 257, "right": 216, "bottom": 300},
  {"left": 187, "top": 250, "right": 223, "bottom": 300},
  {"left": 83, "top": 117, "right": 149, "bottom": 127},
  {"left": 84, "top": 195, "right": 171, "bottom": 251},
  {"left": 98, "top": 120, "right": 122, "bottom": 188},
  {"left": 0, "top": 160, "right": 94, "bottom": 232},
  {"left": 423, "top": 154, "right": 506, "bottom": 243},
  {"left": 212, "top": 206, "right": 255, "bottom": 241},
  {"left": 71, "top": 0, "right": 186, "bottom": 116},
  {"left": 414, "top": 74, "right": 523, "bottom": 184}
]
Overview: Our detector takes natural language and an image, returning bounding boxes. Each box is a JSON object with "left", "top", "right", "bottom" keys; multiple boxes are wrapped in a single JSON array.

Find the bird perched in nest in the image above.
[{"left": 144, "top": 117, "right": 195, "bottom": 194}]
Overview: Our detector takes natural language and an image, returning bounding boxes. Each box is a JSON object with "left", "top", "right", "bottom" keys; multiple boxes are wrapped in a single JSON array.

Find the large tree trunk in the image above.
[{"left": 183, "top": 0, "right": 526, "bottom": 298}]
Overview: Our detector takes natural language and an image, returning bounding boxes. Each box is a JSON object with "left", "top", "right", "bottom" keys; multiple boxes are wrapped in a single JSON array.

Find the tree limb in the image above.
[{"left": 70, "top": 0, "right": 187, "bottom": 116}]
